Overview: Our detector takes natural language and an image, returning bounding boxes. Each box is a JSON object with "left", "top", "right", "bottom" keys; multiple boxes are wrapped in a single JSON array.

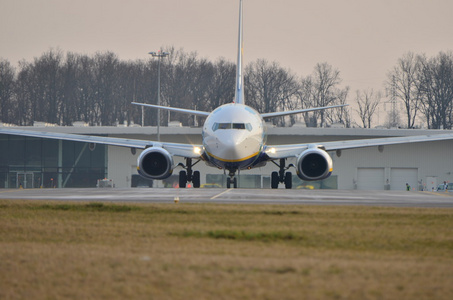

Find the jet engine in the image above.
[
  {"left": 296, "top": 148, "right": 333, "bottom": 181},
  {"left": 137, "top": 147, "right": 174, "bottom": 180}
]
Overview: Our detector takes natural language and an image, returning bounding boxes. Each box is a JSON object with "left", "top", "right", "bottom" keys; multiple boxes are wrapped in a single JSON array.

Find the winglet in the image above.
[{"left": 234, "top": 0, "right": 245, "bottom": 104}]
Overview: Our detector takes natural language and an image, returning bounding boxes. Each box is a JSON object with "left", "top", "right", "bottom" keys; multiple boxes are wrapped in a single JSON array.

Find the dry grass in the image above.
[{"left": 1, "top": 200, "right": 453, "bottom": 300}]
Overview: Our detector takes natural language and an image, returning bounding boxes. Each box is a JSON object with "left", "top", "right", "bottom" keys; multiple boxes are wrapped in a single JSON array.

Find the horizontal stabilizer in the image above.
[
  {"left": 132, "top": 102, "right": 211, "bottom": 117},
  {"left": 261, "top": 104, "right": 348, "bottom": 119}
]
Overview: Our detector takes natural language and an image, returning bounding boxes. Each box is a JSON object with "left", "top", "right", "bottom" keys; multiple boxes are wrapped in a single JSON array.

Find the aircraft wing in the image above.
[
  {"left": 260, "top": 104, "right": 348, "bottom": 119},
  {"left": 321, "top": 133, "right": 453, "bottom": 151},
  {"left": 132, "top": 102, "right": 211, "bottom": 117},
  {"left": 264, "top": 132, "right": 453, "bottom": 159},
  {"left": 0, "top": 128, "right": 202, "bottom": 159}
]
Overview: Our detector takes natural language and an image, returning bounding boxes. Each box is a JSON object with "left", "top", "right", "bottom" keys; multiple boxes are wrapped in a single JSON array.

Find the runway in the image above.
[{"left": 1, "top": 188, "right": 453, "bottom": 208}]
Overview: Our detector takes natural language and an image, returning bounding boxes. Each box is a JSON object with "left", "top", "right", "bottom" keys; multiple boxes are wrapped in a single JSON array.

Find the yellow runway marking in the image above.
[
  {"left": 210, "top": 189, "right": 231, "bottom": 200},
  {"left": 422, "top": 191, "right": 453, "bottom": 197},
  {"left": 0, "top": 189, "right": 23, "bottom": 194}
]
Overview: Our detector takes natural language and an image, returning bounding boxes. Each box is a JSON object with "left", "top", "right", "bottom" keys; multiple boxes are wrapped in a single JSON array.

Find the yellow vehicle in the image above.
[
  {"left": 201, "top": 183, "right": 222, "bottom": 188},
  {"left": 296, "top": 184, "right": 314, "bottom": 190}
]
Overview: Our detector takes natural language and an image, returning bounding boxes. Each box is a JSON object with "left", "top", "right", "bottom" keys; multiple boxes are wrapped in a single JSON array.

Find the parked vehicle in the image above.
[
  {"left": 201, "top": 183, "right": 222, "bottom": 188},
  {"left": 436, "top": 183, "right": 453, "bottom": 192}
]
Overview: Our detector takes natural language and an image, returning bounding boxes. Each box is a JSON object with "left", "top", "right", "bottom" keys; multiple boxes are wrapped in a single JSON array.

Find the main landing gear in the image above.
[
  {"left": 271, "top": 158, "right": 293, "bottom": 189},
  {"left": 179, "top": 158, "right": 201, "bottom": 188}
]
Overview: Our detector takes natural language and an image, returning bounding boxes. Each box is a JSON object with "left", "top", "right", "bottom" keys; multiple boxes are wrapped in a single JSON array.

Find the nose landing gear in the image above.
[
  {"left": 227, "top": 177, "right": 237, "bottom": 189},
  {"left": 226, "top": 169, "right": 238, "bottom": 188}
]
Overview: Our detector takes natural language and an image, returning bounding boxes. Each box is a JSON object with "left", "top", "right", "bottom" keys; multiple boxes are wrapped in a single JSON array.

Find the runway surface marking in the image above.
[
  {"left": 0, "top": 189, "right": 23, "bottom": 194},
  {"left": 210, "top": 189, "right": 232, "bottom": 200},
  {"left": 423, "top": 191, "right": 453, "bottom": 197}
]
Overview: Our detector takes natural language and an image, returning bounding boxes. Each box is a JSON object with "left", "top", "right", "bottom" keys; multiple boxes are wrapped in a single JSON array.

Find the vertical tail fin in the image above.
[{"left": 234, "top": 0, "right": 245, "bottom": 104}]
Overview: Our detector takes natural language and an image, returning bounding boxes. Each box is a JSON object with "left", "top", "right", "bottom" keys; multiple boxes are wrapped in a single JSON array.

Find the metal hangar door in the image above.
[{"left": 357, "top": 168, "right": 385, "bottom": 190}]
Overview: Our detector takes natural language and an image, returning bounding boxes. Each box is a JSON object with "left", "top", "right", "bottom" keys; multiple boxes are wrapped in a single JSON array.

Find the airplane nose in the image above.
[
  {"left": 222, "top": 134, "right": 245, "bottom": 147},
  {"left": 216, "top": 132, "right": 248, "bottom": 160}
]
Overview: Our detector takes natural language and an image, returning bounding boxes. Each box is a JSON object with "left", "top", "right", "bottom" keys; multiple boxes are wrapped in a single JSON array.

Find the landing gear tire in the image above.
[
  {"left": 285, "top": 171, "right": 292, "bottom": 189},
  {"left": 193, "top": 171, "right": 201, "bottom": 188},
  {"left": 179, "top": 170, "right": 187, "bottom": 188},
  {"left": 227, "top": 177, "right": 238, "bottom": 189},
  {"left": 271, "top": 171, "right": 279, "bottom": 189}
]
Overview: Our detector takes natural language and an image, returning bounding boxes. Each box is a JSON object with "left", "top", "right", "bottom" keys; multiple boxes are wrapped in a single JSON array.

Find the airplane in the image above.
[{"left": 3, "top": 0, "right": 453, "bottom": 189}]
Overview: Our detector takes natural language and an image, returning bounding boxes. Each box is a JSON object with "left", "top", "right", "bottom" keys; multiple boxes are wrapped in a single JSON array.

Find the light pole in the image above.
[{"left": 149, "top": 51, "right": 169, "bottom": 141}]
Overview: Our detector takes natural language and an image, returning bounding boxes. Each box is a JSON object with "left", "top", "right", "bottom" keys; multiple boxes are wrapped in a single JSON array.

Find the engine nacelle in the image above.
[
  {"left": 137, "top": 147, "right": 174, "bottom": 180},
  {"left": 296, "top": 148, "right": 333, "bottom": 181}
]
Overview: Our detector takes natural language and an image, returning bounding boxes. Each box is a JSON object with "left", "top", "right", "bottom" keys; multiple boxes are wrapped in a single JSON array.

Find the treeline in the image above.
[
  {"left": 1, "top": 48, "right": 452, "bottom": 128},
  {"left": 0, "top": 47, "right": 349, "bottom": 127}
]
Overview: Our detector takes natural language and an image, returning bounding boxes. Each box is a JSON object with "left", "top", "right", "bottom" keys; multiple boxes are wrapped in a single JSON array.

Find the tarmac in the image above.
[{"left": 1, "top": 188, "right": 453, "bottom": 208}]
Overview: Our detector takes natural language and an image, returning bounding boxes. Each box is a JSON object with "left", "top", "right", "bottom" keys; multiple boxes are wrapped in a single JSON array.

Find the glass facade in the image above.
[{"left": 0, "top": 135, "right": 107, "bottom": 188}]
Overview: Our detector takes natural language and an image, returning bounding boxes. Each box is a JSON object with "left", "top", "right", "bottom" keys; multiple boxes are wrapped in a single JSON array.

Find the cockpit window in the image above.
[
  {"left": 212, "top": 123, "right": 229, "bottom": 131},
  {"left": 212, "top": 122, "right": 252, "bottom": 132},
  {"left": 232, "top": 123, "right": 245, "bottom": 129},
  {"left": 219, "top": 123, "right": 232, "bottom": 129}
]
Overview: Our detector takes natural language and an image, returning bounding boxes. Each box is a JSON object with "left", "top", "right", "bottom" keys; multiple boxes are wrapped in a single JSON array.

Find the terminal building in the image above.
[{"left": 1, "top": 123, "right": 452, "bottom": 191}]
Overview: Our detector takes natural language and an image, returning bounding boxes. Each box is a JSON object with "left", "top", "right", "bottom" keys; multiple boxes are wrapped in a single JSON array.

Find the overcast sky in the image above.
[{"left": 1, "top": 0, "right": 453, "bottom": 94}]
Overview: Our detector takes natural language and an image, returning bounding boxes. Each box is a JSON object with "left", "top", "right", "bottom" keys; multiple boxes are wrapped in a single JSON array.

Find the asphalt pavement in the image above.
[{"left": 1, "top": 188, "right": 453, "bottom": 208}]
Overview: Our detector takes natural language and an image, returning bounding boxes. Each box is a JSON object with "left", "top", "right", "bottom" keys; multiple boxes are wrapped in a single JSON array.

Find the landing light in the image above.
[
  {"left": 193, "top": 146, "right": 202, "bottom": 155},
  {"left": 268, "top": 147, "right": 276, "bottom": 154}
]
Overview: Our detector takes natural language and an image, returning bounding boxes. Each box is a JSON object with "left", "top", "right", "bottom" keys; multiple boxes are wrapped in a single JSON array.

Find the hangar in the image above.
[{"left": 1, "top": 123, "right": 452, "bottom": 191}]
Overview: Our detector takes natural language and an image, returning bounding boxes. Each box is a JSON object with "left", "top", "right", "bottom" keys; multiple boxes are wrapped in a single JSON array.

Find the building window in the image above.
[{"left": 0, "top": 136, "right": 107, "bottom": 188}]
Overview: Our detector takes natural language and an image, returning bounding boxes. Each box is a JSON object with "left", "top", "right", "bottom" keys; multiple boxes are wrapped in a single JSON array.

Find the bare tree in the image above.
[
  {"left": 355, "top": 89, "right": 381, "bottom": 128},
  {"left": 245, "top": 59, "right": 300, "bottom": 126},
  {"left": 33, "top": 49, "right": 64, "bottom": 124},
  {"left": 75, "top": 54, "right": 97, "bottom": 125},
  {"left": 310, "top": 63, "right": 348, "bottom": 127},
  {"left": 92, "top": 52, "right": 121, "bottom": 125},
  {"left": 0, "top": 59, "right": 15, "bottom": 124},
  {"left": 326, "top": 86, "right": 351, "bottom": 127},
  {"left": 298, "top": 63, "right": 349, "bottom": 127},
  {"left": 296, "top": 76, "right": 316, "bottom": 126},
  {"left": 59, "top": 52, "right": 80, "bottom": 125},
  {"left": 15, "top": 61, "right": 33, "bottom": 125},
  {"left": 162, "top": 49, "right": 201, "bottom": 126},
  {"left": 418, "top": 52, "right": 453, "bottom": 129},
  {"left": 386, "top": 52, "right": 422, "bottom": 128},
  {"left": 205, "top": 58, "right": 235, "bottom": 110}
]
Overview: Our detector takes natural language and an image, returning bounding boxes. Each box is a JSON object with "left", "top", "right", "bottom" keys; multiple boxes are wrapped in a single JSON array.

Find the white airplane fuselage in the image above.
[{"left": 202, "top": 103, "right": 266, "bottom": 171}]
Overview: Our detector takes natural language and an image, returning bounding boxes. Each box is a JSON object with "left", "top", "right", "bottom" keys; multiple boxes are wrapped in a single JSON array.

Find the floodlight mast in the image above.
[{"left": 149, "top": 51, "right": 169, "bottom": 141}]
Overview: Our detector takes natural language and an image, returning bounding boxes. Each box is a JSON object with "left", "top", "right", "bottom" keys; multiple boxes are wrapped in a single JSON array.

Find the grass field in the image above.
[{"left": 1, "top": 200, "right": 453, "bottom": 300}]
